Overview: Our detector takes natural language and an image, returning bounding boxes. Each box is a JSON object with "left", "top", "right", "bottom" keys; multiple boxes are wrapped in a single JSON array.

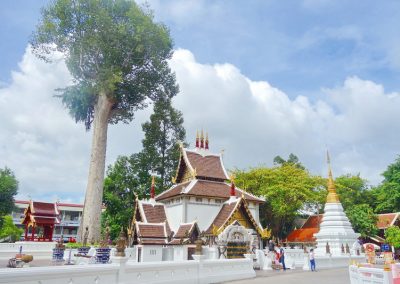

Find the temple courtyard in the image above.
[{"left": 226, "top": 267, "right": 349, "bottom": 284}]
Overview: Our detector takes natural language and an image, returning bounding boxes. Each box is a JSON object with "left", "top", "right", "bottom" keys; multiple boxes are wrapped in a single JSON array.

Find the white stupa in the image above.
[{"left": 314, "top": 153, "right": 360, "bottom": 256}]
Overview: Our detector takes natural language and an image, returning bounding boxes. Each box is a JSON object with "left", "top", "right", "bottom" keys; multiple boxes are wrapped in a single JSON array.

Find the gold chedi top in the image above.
[{"left": 326, "top": 151, "right": 340, "bottom": 203}]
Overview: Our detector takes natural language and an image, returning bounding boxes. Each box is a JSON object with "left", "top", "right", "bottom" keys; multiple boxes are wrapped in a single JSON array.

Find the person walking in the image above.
[
  {"left": 278, "top": 244, "right": 286, "bottom": 270},
  {"left": 309, "top": 248, "right": 316, "bottom": 271}
]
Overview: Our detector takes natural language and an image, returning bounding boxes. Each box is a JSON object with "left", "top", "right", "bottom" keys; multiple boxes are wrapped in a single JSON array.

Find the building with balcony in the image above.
[{"left": 12, "top": 200, "right": 83, "bottom": 241}]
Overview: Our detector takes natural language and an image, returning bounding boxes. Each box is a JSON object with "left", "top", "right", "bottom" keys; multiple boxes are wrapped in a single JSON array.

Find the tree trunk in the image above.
[{"left": 79, "top": 93, "right": 114, "bottom": 242}]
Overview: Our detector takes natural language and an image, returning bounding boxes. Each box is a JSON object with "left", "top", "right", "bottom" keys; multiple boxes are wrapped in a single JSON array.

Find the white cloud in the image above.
[
  {"left": 169, "top": 49, "right": 400, "bottom": 184},
  {"left": 1, "top": 46, "right": 399, "bottom": 203},
  {"left": 0, "top": 47, "right": 148, "bottom": 202}
]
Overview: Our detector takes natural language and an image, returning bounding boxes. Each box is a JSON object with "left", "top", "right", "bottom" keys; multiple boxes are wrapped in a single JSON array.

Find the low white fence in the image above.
[
  {"left": 349, "top": 264, "right": 400, "bottom": 284},
  {"left": 0, "top": 256, "right": 255, "bottom": 284},
  {"left": 0, "top": 242, "right": 57, "bottom": 261}
]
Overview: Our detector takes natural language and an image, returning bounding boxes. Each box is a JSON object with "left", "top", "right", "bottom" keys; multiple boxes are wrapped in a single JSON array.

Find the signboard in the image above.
[{"left": 381, "top": 244, "right": 390, "bottom": 252}]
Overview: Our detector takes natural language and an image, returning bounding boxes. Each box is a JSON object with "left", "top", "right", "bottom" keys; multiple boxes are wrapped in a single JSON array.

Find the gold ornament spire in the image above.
[{"left": 326, "top": 151, "right": 340, "bottom": 203}]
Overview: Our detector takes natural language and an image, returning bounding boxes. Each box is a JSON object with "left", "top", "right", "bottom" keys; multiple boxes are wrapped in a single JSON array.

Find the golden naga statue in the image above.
[
  {"left": 212, "top": 224, "right": 221, "bottom": 236},
  {"left": 260, "top": 228, "right": 272, "bottom": 239}
]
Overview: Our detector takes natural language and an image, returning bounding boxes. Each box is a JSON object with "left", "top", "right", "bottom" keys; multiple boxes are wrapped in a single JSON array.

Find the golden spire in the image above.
[{"left": 326, "top": 151, "right": 340, "bottom": 203}]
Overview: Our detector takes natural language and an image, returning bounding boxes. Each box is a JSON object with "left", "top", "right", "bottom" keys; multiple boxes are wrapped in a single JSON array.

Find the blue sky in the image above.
[
  {"left": 2, "top": 1, "right": 400, "bottom": 95},
  {"left": 1, "top": 0, "right": 400, "bottom": 202}
]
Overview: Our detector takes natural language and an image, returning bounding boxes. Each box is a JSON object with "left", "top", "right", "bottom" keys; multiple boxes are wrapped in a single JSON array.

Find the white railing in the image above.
[
  {"left": 349, "top": 264, "right": 398, "bottom": 284},
  {"left": 0, "top": 256, "right": 255, "bottom": 284}
]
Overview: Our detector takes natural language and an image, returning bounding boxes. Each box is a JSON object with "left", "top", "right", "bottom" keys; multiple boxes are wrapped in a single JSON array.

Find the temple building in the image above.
[
  {"left": 129, "top": 131, "right": 269, "bottom": 261},
  {"left": 313, "top": 153, "right": 360, "bottom": 256},
  {"left": 22, "top": 201, "right": 60, "bottom": 242}
]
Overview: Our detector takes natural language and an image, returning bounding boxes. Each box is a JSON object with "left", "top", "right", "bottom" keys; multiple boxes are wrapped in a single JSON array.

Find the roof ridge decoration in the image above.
[
  {"left": 182, "top": 179, "right": 198, "bottom": 194},
  {"left": 155, "top": 180, "right": 191, "bottom": 199}
]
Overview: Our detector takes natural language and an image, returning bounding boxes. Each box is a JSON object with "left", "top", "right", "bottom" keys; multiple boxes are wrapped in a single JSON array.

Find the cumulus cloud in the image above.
[
  {"left": 0, "top": 47, "right": 147, "bottom": 202},
  {"left": 1, "top": 46, "right": 399, "bottom": 203},
  {"left": 170, "top": 49, "right": 400, "bottom": 184}
]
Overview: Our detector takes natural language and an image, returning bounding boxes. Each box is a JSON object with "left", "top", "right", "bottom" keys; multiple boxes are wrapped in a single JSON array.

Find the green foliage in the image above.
[
  {"left": 234, "top": 164, "right": 324, "bottom": 238},
  {"left": 345, "top": 204, "right": 378, "bottom": 238},
  {"left": 0, "top": 216, "right": 23, "bottom": 241},
  {"left": 385, "top": 226, "right": 400, "bottom": 248},
  {"left": 273, "top": 153, "right": 305, "bottom": 170},
  {"left": 141, "top": 98, "right": 186, "bottom": 190},
  {"left": 0, "top": 167, "right": 18, "bottom": 230},
  {"left": 373, "top": 156, "right": 400, "bottom": 213},
  {"left": 334, "top": 174, "right": 374, "bottom": 211},
  {"left": 32, "top": 0, "right": 178, "bottom": 129},
  {"left": 102, "top": 154, "right": 151, "bottom": 240}
]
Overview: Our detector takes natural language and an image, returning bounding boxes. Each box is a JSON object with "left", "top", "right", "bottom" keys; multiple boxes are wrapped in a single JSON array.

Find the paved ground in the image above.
[{"left": 224, "top": 267, "right": 350, "bottom": 284}]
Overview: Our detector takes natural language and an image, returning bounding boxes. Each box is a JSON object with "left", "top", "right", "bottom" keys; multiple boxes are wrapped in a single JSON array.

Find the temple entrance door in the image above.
[
  {"left": 137, "top": 247, "right": 142, "bottom": 262},
  {"left": 187, "top": 247, "right": 195, "bottom": 260}
]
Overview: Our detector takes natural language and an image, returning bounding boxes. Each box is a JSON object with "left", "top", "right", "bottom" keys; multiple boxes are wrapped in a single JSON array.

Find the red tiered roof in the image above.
[
  {"left": 377, "top": 213, "right": 399, "bottom": 229},
  {"left": 22, "top": 201, "right": 60, "bottom": 226},
  {"left": 286, "top": 215, "right": 322, "bottom": 243},
  {"left": 156, "top": 180, "right": 264, "bottom": 203}
]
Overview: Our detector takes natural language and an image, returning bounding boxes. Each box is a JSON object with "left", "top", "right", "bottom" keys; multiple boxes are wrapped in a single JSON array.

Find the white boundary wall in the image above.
[
  {"left": 0, "top": 257, "right": 255, "bottom": 284},
  {"left": 0, "top": 242, "right": 56, "bottom": 261},
  {"left": 348, "top": 264, "right": 400, "bottom": 284}
]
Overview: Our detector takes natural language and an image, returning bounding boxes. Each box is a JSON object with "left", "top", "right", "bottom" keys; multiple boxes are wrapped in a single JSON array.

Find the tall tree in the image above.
[
  {"left": 234, "top": 165, "right": 324, "bottom": 238},
  {"left": 141, "top": 98, "right": 186, "bottom": 190},
  {"left": 102, "top": 154, "right": 151, "bottom": 240},
  {"left": 373, "top": 156, "right": 400, "bottom": 213},
  {"left": 0, "top": 167, "right": 18, "bottom": 230},
  {"left": 32, "top": 0, "right": 178, "bottom": 241}
]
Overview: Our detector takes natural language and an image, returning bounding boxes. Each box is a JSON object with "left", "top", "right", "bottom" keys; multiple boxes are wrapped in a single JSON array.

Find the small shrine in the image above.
[{"left": 22, "top": 201, "right": 60, "bottom": 241}]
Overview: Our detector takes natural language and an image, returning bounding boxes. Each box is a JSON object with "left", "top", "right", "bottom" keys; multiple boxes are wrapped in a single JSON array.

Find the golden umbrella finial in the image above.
[{"left": 326, "top": 150, "right": 340, "bottom": 203}]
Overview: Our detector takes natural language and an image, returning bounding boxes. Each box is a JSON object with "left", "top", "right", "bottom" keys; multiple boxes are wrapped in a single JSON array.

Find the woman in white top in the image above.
[{"left": 309, "top": 249, "right": 316, "bottom": 271}]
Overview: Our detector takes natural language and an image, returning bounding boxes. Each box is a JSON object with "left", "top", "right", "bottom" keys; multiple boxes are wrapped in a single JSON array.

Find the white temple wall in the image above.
[
  {"left": 173, "top": 245, "right": 188, "bottom": 261},
  {"left": 247, "top": 203, "right": 259, "bottom": 224},
  {"left": 186, "top": 202, "right": 221, "bottom": 231},
  {"left": 137, "top": 245, "right": 163, "bottom": 262},
  {"left": 165, "top": 203, "right": 184, "bottom": 232}
]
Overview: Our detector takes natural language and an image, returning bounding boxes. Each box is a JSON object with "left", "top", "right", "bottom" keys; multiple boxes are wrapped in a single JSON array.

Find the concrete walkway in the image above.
[{"left": 223, "top": 267, "right": 350, "bottom": 284}]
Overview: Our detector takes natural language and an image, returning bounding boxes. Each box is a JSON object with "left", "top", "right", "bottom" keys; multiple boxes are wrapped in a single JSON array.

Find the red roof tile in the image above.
[
  {"left": 141, "top": 203, "right": 168, "bottom": 223},
  {"left": 155, "top": 182, "right": 190, "bottom": 201},
  {"left": 174, "top": 223, "right": 195, "bottom": 239},
  {"left": 185, "top": 151, "right": 228, "bottom": 180},
  {"left": 136, "top": 223, "right": 166, "bottom": 238},
  {"left": 377, "top": 213, "right": 399, "bottom": 229},
  {"left": 302, "top": 215, "right": 322, "bottom": 229},
  {"left": 32, "top": 202, "right": 58, "bottom": 216},
  {"left": 205, "top": 202, "right": 238, "bottom": 234},
  {"left": 188, "top": 180, "right": 264, "bottom": 203},
  {"left": 286, "top": 228, "right": 319, "bottom": 242},
  {"left": 140, "top": 239, "right": 167, "bottom": 245},
  {"left": 156, "top": 180, "right": 264, "bottom": 203}
]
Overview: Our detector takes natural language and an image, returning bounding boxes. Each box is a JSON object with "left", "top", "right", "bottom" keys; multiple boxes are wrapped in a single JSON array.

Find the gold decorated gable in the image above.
[{"left": 232, "top": 209, "right": 252, "bottom": 229}]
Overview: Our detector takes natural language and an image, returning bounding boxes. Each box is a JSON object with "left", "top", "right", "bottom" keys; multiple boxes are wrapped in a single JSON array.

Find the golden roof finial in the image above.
[
  {"left": 326, "top": 150, "right": 340, "bottom": 203},
  {"left": 151, "top": 175, "right": 155, "bottom": 186}
]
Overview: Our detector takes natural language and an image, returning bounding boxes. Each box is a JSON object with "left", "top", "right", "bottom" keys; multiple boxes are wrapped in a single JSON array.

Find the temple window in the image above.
[
  {"left": 196, "top": 197, "right": 203, "bottom": 203},
  {"left": 215, "top": 199, "right": 222, "bottom": 204}
]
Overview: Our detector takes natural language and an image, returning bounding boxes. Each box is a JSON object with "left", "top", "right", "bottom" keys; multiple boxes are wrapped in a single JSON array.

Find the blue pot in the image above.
[
  {"left": 52, "top": 248, "right": 65, "bottom": 262},
  {"left": 78, "top": 247, "right": 90, "bottom": 256},
  {"left": 95, "top": 248, "right": 111, "bottom": 264}
]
